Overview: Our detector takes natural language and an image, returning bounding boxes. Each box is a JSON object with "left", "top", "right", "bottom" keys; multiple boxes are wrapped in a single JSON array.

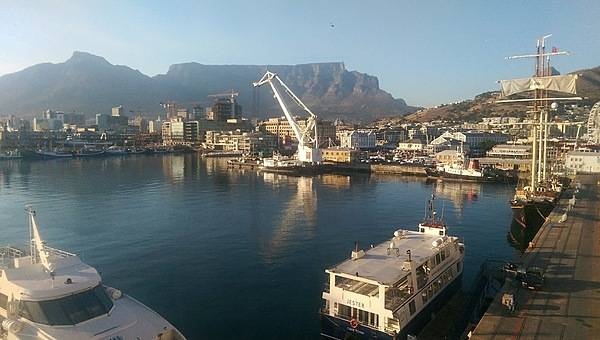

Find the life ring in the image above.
[{"left": 350, "top": 318, "right": 358, "bottom": 328}]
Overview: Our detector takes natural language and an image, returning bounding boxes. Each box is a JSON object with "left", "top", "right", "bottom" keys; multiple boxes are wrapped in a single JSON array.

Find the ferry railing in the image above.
[
  {"left": 0, "top": 246, "right": 26, "bottom": 269},
  {"left": 43, "top": 245, "right": 76, "bottom": 258}
]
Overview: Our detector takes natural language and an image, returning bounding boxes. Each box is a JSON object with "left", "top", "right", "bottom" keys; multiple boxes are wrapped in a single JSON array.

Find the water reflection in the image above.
[
  {"left": 429, "top": 179, "right": 481, "bottom": 214},
  {"left": 164, "top": 155, "right": 184, "bottom": 182},
  {"left": 320, "top": 174, "right": 351, "bottom": 189},
  {"left": 260, "top": 174, "right": 317, "bottom": 263}
]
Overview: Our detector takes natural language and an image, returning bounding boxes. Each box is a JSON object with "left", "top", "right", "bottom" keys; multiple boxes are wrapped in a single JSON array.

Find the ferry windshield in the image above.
[{"left": 19, "top": 285, "right": 113, "bottom": 325}]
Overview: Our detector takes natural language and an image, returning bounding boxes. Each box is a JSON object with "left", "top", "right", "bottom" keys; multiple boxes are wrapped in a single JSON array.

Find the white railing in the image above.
[{"left": 0, "top": 246, "right": 26, "bottom": 269}]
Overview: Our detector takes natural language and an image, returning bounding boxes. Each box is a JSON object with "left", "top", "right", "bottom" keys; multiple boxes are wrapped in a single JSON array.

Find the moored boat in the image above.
[
  {"left": 105, "top": 145, "right": 128, "bottom": 156},
  {"left": 0, "top": 207, "right": 186, "bottom": 340},
  {"left": 425, "top": 149, "right": 516, "bottom": 183},
  {"left": 34, "top": 149, "right": 74, "bottom": 159},
  {"left": 0, "top": 150, "right": 23, "bottom": 160},
  {"left": 320, "top": 196, "right": 464, "bottom": 339}
]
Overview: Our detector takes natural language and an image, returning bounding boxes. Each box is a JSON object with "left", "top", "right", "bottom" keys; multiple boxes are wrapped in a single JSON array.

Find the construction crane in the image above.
[
  {"left": 208, "top": 89, "right": 239, "bottom": 99},
  {"left": 253, "top": 71, "right": 321, "bottom": 164}
]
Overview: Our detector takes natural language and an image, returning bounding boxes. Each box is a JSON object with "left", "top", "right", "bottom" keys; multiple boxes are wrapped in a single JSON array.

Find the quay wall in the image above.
[
  {"left": 330, "top": 163, "right": 427, "bottom": 176},
  {"left": 470, "top": 174, "right": 600, "bottom": 340}
]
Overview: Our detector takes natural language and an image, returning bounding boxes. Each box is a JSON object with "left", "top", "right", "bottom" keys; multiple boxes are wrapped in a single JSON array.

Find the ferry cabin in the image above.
[{"left": 321, "top": 226, "right": 464, "bottom": 339}]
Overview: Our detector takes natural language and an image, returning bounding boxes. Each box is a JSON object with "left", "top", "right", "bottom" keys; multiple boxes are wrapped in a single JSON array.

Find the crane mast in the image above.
[{"left": 254, "top": 71, "right": 322, "bottom": 164}]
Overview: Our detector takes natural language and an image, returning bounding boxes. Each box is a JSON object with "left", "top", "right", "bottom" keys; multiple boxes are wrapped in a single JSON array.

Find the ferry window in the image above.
[
  {"left": 439, "top": 230, "right": 444, "bottom": 236},
  {"left": 337, "top": 304, "right": 352, "bottom": 319},
  {"left": 0, "top": 292, "right": 7, "bottom": 309},
  {"left": 19, "top": 285, "right": 113, "bottom": 325},
  {"left": 409, "top": 300, "right": 416, "bottom": 315},
  {"left": 441, "top": 250, "right": 446, "bottom": 261},
  {"left": 371, "top": 313, "right": 379, "bottom": 327},
  {"left": 359, "top": 309, "right": 369, "bottom": 324},
  {"left": 436, "top": 253, "right": 441, "bottom": 264}
]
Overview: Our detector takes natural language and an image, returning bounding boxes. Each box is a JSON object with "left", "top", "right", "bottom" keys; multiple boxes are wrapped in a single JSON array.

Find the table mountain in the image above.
[{"left": 0, "top": 51, "right": 413, "bottom": 121}]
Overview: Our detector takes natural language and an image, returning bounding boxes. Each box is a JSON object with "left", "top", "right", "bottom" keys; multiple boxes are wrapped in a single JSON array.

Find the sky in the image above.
[{"left": 1, "top": 0, "right": 599, "bottom": 107}]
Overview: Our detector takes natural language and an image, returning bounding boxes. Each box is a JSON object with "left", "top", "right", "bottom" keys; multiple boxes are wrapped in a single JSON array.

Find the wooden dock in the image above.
[{"left": 470, "top": 174, "right": 600, "bottom": 339}]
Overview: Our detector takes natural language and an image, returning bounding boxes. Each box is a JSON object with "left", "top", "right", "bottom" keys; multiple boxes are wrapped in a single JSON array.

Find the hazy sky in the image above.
[{"left": 1, "top": 0, "right": 598, "bottom": 107}]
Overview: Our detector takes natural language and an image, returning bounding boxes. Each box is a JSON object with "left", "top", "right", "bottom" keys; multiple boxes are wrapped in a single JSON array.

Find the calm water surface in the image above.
[{"left": 0, "top": 155, "right": 520, "bottom": 339}]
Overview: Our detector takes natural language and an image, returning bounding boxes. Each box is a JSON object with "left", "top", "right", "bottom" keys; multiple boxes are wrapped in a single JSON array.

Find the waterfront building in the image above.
[
  {"left": 397, "top": 138, "right": 425, "bottom": 153},
  {"left": 321, "top": 147, "right": 361, "bottom": 163},
  {"left": 565, "top": 150, "right": 600, "bottom": 174},
  {"left": 162, "top": 119, "right": 185, "bottom": 145},
  {"left": 184, "top": 121, "right": 200, "bottom": 145},
  {"left": 439, "top": 131, "right": 510, "bottom": 148},
  {"left": 204, "top": 130, "right": 262, "bottom": 153},
  {"left": 426, "top": 136, "right": 468, "bottom": 155},
  {"left": 433, "top": 149, "right": 463, "bottom": 165},
  {"left": 486, "top": 144, "right": 531, "bottom": 159},
  {"left": 259, "top": 117, "right": 336, "bottom": 148},
  {"left": 376, "top": 128, "right": 406, "bottom": 147},
  {"left": 337, "top": 130, "right": 376, "bottom": 149}
]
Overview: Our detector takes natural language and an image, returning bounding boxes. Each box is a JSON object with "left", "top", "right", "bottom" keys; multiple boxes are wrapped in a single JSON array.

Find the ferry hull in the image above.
[
  {"left": 509, "top": 200, "right": 554, "bottom": 249},
  {"left": 320, "top": 272, "right": 463, "bottom": 340}
]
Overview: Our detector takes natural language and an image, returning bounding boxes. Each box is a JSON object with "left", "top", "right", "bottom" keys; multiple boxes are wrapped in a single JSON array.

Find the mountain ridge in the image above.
[{"left": 0, "top": 52, "right": 414, "bottom": 122}]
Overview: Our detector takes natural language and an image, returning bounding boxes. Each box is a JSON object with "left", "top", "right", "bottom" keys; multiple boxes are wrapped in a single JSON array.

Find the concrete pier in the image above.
[{"left": 470, "top": 174, "right": 600, "bottom": 339}]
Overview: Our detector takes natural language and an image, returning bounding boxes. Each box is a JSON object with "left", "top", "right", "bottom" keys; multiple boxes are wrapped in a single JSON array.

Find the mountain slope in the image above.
[
  {"left": 0, "top": 52, "right": 413, "bottom": 121},
  {"left": 401, "top": 65, "right": 600, "bottom": 123}
]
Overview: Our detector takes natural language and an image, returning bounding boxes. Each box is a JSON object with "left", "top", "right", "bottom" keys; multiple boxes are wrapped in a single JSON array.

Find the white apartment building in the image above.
[{"left": 337, "top": 130, "right": 376, "bottom": 149}]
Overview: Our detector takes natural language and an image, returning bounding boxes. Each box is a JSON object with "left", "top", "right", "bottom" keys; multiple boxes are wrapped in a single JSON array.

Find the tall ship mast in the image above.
[{"left": 498, "top": 35, "right": 580, "bottom": 247}]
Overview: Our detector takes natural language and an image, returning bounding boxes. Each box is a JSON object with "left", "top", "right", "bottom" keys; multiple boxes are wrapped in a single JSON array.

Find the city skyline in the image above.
[{"left": 1, "top": 0, "right": 598, "bottom": 108}]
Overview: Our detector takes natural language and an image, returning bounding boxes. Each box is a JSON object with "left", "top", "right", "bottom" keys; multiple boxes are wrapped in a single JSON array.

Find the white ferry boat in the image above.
[
  {"left": 320, "top": 197, "right": 465, "bottom": 339},
  {"left": 0, "top": 207, "right": 186, "bottom": 340}
]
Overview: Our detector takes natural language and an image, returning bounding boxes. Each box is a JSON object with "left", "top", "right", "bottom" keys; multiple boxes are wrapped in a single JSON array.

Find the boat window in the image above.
[
  {"left": 335, "top": 276, "right": 378, "bottom": 296},
  {"left": 19, "top": 285, "right": 113, "bottom": 325},
  {"left": 0, "top": 292, "right": 7, "bottom": 310},
  {"left": 409, "top": 300, "right": 416, "bottom": 315},
  {"left": 337, "top": 304, "right": 352, "bottom": 319}
]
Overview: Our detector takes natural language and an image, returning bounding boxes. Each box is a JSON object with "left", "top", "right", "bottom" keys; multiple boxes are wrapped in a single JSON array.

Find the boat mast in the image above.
[
  {"left": 505, "top": 34, "right": 570, "bottom": 190},
  {"left": 26, "top": 206, "right": 55, "bottom": 274}
]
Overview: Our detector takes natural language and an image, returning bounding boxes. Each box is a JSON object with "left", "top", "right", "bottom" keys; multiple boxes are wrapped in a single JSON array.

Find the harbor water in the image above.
[{"left": 0, "top": 155, "right": 520, "bottom": 339}]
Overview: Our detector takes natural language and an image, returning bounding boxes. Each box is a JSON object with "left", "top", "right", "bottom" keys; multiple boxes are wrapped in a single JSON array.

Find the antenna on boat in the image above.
[
  {"left": 441, "top": 200, "right": 446, "bottom": 222},
  {"left": 26, "top": 206, "right": 55, "bottom": 275}
]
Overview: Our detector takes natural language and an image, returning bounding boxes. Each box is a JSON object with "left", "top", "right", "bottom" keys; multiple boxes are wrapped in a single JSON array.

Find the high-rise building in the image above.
[
  {"left": 208, "top": 97, "right": 242, "bottom": 121},
  {"left": 112, "top": 105, "right": 123, "bottom": 117}
]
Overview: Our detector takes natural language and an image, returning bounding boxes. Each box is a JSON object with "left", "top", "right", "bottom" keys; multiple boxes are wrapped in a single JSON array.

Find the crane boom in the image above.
[{"left": 253, "top": 71, "right": 321, "bottom": 163}]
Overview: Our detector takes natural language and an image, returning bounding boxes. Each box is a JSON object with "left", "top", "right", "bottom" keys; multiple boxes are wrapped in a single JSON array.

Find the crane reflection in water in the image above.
[{"left": 260, "top": 173, "right": 318, "bottom": 263}]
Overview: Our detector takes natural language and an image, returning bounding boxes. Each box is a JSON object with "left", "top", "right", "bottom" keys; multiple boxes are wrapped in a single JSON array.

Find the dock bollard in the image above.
[{"left": 559, "top": 213, "right": 567, "bottom": 223}]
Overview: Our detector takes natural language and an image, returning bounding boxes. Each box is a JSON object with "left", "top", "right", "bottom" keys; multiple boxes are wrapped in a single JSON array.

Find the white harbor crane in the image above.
[{"left": 253, "top": 71, "right": 322, "bottom": 164}]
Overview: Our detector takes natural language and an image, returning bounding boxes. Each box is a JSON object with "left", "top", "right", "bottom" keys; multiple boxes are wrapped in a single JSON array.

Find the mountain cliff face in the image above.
[
  {"left": 574, "top": 66, "right": 600, "bottom": 104},
  {"left": 0, "top": 52, "right": 412, "bottom": 121}
]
